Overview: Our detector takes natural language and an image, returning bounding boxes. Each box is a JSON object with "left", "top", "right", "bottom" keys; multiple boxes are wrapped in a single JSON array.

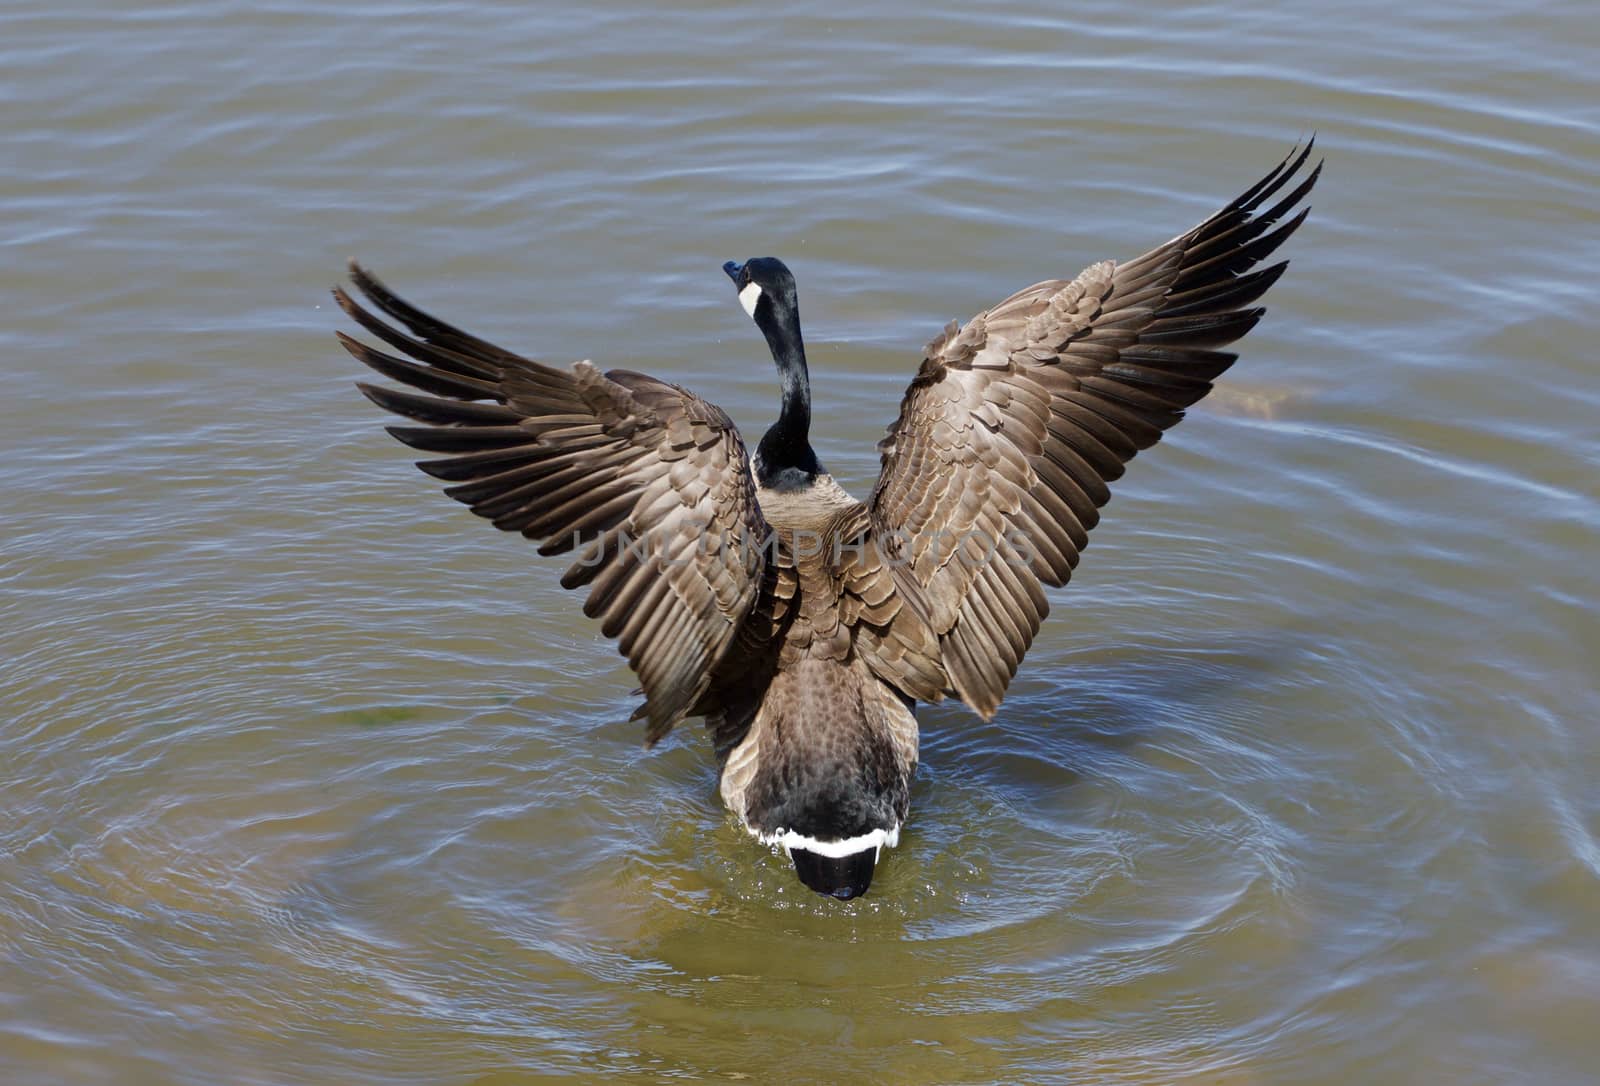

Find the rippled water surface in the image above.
[{"left": 4, "top": 1, "right": 1598, "bottom": 1082}]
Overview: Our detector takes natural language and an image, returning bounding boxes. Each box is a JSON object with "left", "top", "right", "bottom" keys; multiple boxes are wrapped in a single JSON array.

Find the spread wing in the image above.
[
  {"left": 336, "top": 262, "right": 767, "bottom": 743},
  {"left": 867, "top": 142, "right": 1320, "bottom": 717}
]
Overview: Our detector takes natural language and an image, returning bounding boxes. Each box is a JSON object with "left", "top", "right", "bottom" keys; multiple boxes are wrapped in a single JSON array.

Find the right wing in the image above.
[
  {"left": 867, "top": 144, "right": 1319, "bottom": 717},
  {"left": 336, "top": 262, "right": 768, "bottom": 743}
]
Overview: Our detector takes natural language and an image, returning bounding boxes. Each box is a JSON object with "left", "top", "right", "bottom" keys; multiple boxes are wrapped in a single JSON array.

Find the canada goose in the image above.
[{"left": 338, "top": 142, "right": 1318, "bottom": 901}]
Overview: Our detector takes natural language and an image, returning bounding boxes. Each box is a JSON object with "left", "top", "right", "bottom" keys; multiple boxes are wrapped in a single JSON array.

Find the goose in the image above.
[{"left": 337, "top": 142, "right": 1319, "bottom": 901}]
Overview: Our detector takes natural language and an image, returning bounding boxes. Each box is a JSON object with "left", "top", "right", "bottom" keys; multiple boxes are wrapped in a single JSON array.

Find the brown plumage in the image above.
[
  {"left": 338, "top": 268, "right": 766, "bottom": 743},
  {"left": 338, "top": 141, "right": 1319, "bottom": 899},
  {"left": 869, "top": 142, "right": 1320, "bottom": 718}
]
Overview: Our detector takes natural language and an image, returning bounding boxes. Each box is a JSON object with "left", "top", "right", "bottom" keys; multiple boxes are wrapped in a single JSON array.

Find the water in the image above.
[{"left": 4, "top": 1, "right": 1598, "bottom": 1082}]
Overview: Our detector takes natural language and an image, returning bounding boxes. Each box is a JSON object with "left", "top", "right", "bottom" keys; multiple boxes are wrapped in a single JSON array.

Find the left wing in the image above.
[{"left": 336, "top": 262, "right": 769, "bottom": 742}]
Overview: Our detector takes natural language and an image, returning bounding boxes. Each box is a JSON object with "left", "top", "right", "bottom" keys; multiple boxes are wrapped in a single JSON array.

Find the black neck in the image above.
[{"left": 755, "top": 301, "right": 821, "bottom": 487}]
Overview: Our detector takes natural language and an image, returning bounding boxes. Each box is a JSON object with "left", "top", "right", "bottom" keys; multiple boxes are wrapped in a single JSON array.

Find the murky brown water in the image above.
[{"left": 4, "top": 1, "right": 1598, "bottom": 1082}]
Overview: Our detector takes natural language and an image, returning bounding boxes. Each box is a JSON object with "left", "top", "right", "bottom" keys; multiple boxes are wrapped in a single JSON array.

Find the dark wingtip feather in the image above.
[
  {"left": 343, "top": 259, "right": 525, "bottom": 365},
  {"left": 332, "top": 283, "right": 382, "bottom": 335},
  {"left": 1224, "top": 139, "right": 1302, "bottom": 215},
  {"left": 357, "top": 381, "right": 522, "bottom": 426},
  {"left": 1178, "top": 203, "right": 1312, "bottom": 288},
  {"left": 1141, "top": 307, "right": 1264, "bottom": 349},
  {"left": 416, "top": 457, "right": 472, "bottom": 481},
  {"left": 1161, "top": 261, "right": 1289, "bottom": 318},
  {"left": 1258, "top": 158, "right": 1322, "bottom": 228},
  {"left": 356, "top": 380, "right": 400, "bottom": 413},
  {"left": 1239, "top": 136, "right": 1317, "bottom": 212},
  {"left": 1206, "top": 137, "right": 1319, "bottom": 235},
  {"left": 337, "top": 330, "right": 503, "bottom": 401},
  {"left": 347, "top": 258, "right": 382, "bottom": 297},
  {"left": 1254, "top": 203, "right": 1313, "bottom": 259},
  {"left": 346, "top": 261, "right": 446, "bottom": 340},
  {"left": 382, "top": 424, "right": 534, "bottom": 455}
]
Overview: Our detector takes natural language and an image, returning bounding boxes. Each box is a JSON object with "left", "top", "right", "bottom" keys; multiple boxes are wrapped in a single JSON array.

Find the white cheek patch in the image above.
[{"left": 738, "top": 281, "right": 764, "bottom": 318}]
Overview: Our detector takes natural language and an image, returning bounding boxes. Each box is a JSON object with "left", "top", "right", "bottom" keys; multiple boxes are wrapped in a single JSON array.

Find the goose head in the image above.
[
  {"left": 738, "top": 725, "right": 907, "bottom": 901},
  {"left": 722, "top": 256, "right": 796, "bottom": 329},
  {"left": 775, "top": 827, "right": 897, "bottom": 901},
  {"left": 722, "top": 257, "right": 821, "bottom": 488}
]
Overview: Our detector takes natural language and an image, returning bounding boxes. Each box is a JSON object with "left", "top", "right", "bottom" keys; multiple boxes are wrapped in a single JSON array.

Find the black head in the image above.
[
  {"left": 722, "top": 257, "right": 798, "bottom": 329},
  {"left": 750, "top": 743, "right": 907, "bottom": 901},
  {"left": 789, "top": 845, "right": 878, "bottom": 901}
]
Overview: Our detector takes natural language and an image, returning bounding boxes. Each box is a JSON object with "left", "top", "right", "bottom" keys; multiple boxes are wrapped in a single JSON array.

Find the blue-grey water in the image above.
[{"left": 3, "top": 1, "right": 1598, "bottom": 1083}]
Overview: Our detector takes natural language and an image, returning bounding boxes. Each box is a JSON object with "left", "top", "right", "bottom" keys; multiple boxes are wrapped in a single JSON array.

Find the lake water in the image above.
[{"left": 3, "top": 1, "right": 1598, "bottom": 1082}]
